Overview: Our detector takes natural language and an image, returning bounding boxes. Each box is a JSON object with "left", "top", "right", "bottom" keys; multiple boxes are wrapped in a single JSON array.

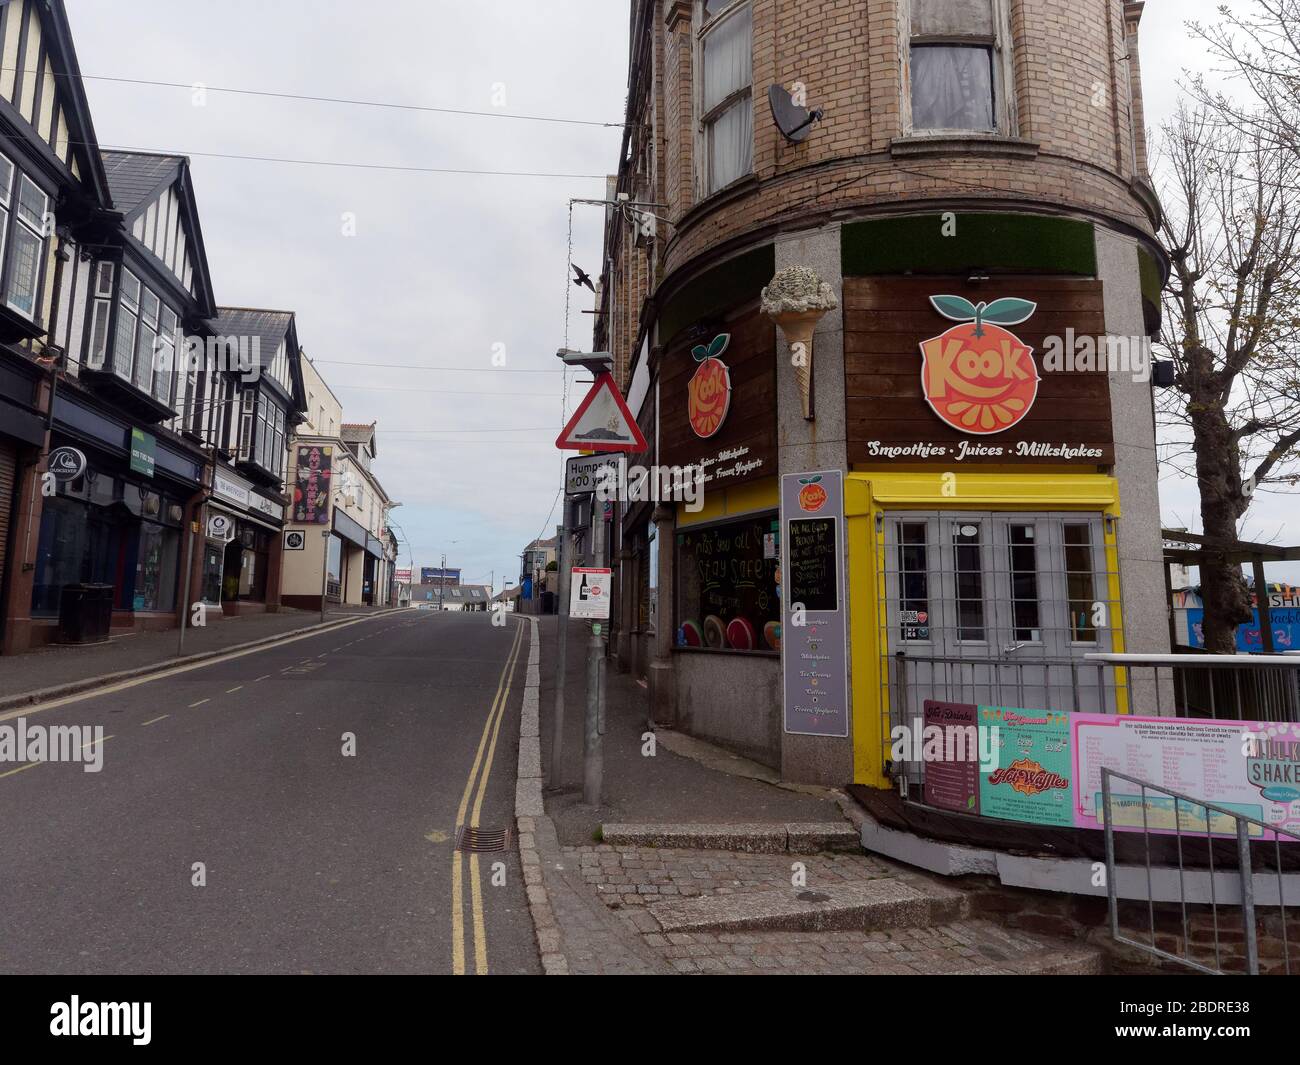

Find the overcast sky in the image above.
[{"left": 62, "top": 0, "right": 1296, "bottom": 589}]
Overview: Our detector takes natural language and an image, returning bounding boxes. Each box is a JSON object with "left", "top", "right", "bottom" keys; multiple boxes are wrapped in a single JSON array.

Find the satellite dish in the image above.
[{"left": 768, "top": 85, "right": 824, "bottom": 143}]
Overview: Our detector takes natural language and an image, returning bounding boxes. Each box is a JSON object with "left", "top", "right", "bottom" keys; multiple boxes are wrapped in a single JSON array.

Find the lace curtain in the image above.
[{"left": 911, "top": 44, "right": 995, "bottom": 132}]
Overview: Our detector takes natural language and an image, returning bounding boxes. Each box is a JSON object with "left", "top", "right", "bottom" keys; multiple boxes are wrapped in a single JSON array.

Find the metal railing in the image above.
[
  {"left": 1086, "top": 652, "right": 1300, "bottom": 722},
  {"left": 1102, "top": 766, "right": 1298, "bottom": 975}
]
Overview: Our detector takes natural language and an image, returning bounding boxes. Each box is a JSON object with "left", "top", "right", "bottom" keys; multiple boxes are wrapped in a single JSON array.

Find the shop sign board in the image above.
[
  {"left": 293, "top": 445, "right": 332, "bottom": 524},
  {"left": 844, "top": 278, "right": 1116, "bottom": 466},
  {"left": 47, "top": 446, "right": 86, "bottom": 482},
  {"left": 1186, "top": 606, "right": 1300, "bottom": 653},
  {"left": 395, "top": 568, "right": 412, "bottom": 584},
  {"left": 978, "top": 708, "right": 1073, "bottom": 827},
  {"left": 207, "top": 512, "right": 236, "bottom": 543},
  {"left": 660, "top": 310, "right": 776, "bottom": 490},
  {"left": 213, "top": 471, "right": 251, "bottom": 508},
  {"left": 129, "top": 428, "right": 156, "bottom": 478},
  {"left": 570, "top": 567, "right": 611, "bottom": 620},
  {"left": 250, "top": 493, "right": 284, "bottom": 521},
  {"left": 284, "top": 530, "right": 306, "bottom": 551},
  {"left": 565, "top": 454, "right": 622, "bottom": 495},
  {"left": 1072, "top": 714, "right": 1300, "bottom": 840},
  {"left": 781, "top": 470, "right": 848, "bottom": 738}
]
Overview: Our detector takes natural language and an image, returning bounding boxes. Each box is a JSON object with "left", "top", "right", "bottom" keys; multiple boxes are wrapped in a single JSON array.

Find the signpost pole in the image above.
[
  {"left": 550, "top": 496, "right": 572, "bottom": 785},
  {"left": 584, "top": 497, "right": 605, "bottom": 806},
  {"left": 176, "top": 504, "right": 200, "bottom": 657},
  {"left": 320, "top": 529, "right": 330, "bottom": 624}
]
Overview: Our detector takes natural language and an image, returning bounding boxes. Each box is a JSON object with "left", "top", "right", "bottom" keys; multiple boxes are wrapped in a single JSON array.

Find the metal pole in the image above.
[
  {"left": 176, "top": 499, "right": 201, "bottom": 656},
  {"left": 583, "top": 497, "right": 605, "bottom": 806},
  {"left": 551, "top": 496, "right": 572, "bottom": 786},
  {"left": 1237, "top": 819, "right": 1260, "bottom": 975},
  {"left": 320, "top": 529, "right": 330, "bottom": 624}
]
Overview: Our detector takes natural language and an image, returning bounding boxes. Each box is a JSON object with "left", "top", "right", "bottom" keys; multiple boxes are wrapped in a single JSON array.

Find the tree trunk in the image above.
[{"left": 1191, "top": 398, "right": 1252, "bottom": 653}]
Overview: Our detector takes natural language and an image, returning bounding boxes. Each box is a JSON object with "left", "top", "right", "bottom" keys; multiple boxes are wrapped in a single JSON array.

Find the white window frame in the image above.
[
  {"left": 6, "top": 173, "right": 49, "bottom": 319},
  {"left": 900, "top": 0, "right": 1016, "bottom": 139},
  {"left": 695, "top": 0, "right": 754, "bottom": 199},
  {"left": 0, "top": 153, "right": 13, "bottom": 293}
]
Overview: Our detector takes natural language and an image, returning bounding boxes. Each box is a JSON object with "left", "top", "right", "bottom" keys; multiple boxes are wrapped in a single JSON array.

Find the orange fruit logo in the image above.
[
  {"left": 688, "top": 333, "right": 732, "bottom": 439},
  {"left": 921, "top": 295, "right": 1039, "bottom": 435},
  {"left": 798, "top": 476, "right": 827, "bottom": 512}
]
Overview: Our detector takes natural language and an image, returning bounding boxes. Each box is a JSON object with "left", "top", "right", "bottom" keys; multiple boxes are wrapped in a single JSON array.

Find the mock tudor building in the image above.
[{"left": 595, "top": 0, "right": 1167, "bottom": 793}]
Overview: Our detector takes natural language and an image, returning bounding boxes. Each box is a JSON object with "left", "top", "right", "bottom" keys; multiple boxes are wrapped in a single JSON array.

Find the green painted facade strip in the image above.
[
  {"left": 841, "top": 213, "right": 1098, "bottom": 277},
  {"left": 658, "top": 244, "right": 775, "bottom": 344}
]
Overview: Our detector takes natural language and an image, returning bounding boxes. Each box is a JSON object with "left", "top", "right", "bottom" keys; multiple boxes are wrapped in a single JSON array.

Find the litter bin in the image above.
[{"left": 58, "top": 583, "right": 114, "bottom": 644}]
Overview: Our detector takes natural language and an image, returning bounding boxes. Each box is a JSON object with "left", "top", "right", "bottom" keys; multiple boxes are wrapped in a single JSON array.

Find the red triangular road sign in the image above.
[{"left": 555, "top": 372, "right": 648, "bottom": 453}]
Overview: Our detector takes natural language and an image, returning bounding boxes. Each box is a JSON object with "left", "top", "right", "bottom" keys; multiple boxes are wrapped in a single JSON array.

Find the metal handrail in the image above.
[{"left": 1101, "top": 766, "right": 1299, "bottom": 975}]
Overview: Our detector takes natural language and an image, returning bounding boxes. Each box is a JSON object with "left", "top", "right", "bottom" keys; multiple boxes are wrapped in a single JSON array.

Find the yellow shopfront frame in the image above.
[{"left": 846, "top": 469, "right": 1127, "bottom": 789}]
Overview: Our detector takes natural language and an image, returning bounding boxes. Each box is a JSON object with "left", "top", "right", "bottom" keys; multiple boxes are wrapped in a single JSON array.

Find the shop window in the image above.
[
  {"left": 698, "top": 0, "right": 752, "bottom": 196},
  {"left": 675, "top": 512, "right": 778, "bottom": 652},
  {"left": 134, "top": 521, "right": 180, "bottom": 612},
  {"left": 1007, "top": 523, "right": 1041, "bottom": 642},
  {"left": 905, "top": 0, "right": 1008, "bottom": 135},
  {"left": 1064, "top": 523, "right": 1099, "bottom": 643}
]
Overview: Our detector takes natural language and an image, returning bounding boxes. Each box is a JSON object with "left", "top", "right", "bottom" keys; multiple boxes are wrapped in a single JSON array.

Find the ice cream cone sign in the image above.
[
  {"left": 762, "top": 266, "right": 838, "bottom": 421},
  {"left": 921, "top": 295, "right": 1039, "bottom": 434}
]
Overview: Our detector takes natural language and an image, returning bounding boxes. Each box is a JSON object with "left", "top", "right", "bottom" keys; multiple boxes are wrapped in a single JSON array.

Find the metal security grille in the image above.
[{"left": 878, "top": 512, "right": 1121, "bottom": 791}]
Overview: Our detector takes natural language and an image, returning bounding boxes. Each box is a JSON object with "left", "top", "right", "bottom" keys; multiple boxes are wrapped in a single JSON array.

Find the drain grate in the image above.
[{"left": 455, "top": 825, "right": 511, "bottom": 853}]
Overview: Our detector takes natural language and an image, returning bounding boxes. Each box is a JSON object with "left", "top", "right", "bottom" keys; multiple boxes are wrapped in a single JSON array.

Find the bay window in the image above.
[{"left": 698, "top": 0, "right": 752, "bottom": 196}]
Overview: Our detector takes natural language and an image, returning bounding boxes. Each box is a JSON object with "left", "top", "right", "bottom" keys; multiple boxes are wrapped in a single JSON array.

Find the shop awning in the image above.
[{"left": 333, "top": 508, "right": 367, "bottom": 549}]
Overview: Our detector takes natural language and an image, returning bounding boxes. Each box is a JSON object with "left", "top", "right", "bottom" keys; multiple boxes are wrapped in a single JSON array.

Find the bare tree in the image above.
[
  {"left": 1191, "top": 1, "right": 1300, "bottom": 170},
  {"left": 1156, "top": 105, "right": 1300, "bottom": 653}
]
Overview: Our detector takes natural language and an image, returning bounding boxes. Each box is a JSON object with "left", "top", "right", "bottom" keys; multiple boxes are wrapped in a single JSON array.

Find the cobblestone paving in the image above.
[{"left": 558, "top": 845, "right": 1094, "bottom": 975}]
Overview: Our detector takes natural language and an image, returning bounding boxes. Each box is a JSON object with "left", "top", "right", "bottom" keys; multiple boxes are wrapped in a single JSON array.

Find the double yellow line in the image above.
[{"left": 451, "top": 619, "right": 524, "bottom": 975}]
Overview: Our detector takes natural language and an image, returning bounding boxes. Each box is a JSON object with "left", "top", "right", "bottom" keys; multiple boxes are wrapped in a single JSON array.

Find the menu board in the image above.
[
  {"left": 979, "top": 707, "right": 1073, "bottom": 827},
  {"left": 788, "top": 518, "right": 838, "bottom": 613},
  {"left": 922, "top": 700, "right": 981, "bottom": 815},
  {"left": 780, "top": 470, "right": 848, "bottom": 738},
  {"left": 1072, "top": 714, "right": 1300, "bottom": 840}
]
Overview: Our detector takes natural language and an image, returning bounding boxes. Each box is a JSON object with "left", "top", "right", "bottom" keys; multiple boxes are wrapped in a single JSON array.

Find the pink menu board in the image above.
[{"left": 1072, "top": 714, "right": 1300, "bottom": 840}]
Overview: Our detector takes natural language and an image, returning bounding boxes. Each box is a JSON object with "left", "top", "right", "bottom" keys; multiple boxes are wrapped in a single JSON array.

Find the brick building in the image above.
[{"left": 594, "top": 0, "right": 1166, "bottom": 790}]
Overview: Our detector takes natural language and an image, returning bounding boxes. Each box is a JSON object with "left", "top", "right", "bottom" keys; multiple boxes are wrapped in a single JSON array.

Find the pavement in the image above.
[
  {"left": 525, "top": 616, "right": 1103, "bottom": 976},
  {"left": 0, "top": 604, "right": 397, "bottom": 703},
  {"left": 0, "top": 610, "right": 540, "bottom": 974}
]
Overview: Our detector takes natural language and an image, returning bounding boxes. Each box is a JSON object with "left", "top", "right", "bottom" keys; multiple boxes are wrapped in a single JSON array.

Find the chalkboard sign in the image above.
[{"left": 788, "top": 517, "right": 838, "bottom": 612}]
